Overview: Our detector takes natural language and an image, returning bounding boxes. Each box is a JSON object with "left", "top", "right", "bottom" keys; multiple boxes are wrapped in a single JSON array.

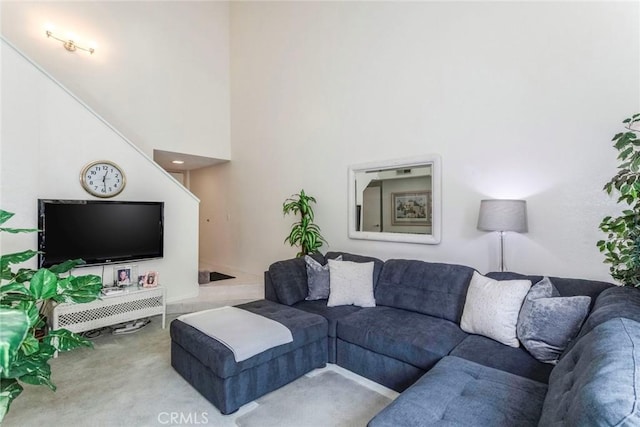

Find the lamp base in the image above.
[{"left": 499, "top": 231, "right": 506, "bottom": 272}]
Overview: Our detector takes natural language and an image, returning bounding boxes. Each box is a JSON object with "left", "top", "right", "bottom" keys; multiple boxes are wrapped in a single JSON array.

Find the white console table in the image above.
[{"left": 50, "top": 286, "right": 166, "bottom": 334}]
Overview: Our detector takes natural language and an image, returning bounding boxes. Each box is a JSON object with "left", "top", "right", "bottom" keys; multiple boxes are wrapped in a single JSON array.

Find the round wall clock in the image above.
[{"left": 80, "top": 160, "right": 126, "bottom": 198}]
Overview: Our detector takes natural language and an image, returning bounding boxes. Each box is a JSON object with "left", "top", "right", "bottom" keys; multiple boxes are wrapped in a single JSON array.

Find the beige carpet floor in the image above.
[
  {"left": 236, "top": 370, "right": 393, "bottom": 427},
  {"left": 2, "top": 314, "right": 397, "bottom": 427}
]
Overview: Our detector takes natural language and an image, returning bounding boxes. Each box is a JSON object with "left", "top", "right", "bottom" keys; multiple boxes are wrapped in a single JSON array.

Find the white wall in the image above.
[
  {"left": 1, "top": 1, "right": 230, "bottom": 160},
  {"left": 1, "top": 40, "right": 200, "bottom": 302},
  {"left": 206, "top": 1, "right": 639, "bottom": 281}
]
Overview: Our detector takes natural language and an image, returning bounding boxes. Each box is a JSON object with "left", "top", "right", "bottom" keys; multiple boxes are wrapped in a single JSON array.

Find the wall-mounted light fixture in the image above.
[
  {"left": 171, "top": 160, "right": 185, "bottom": 165},
  {"left": 45, "top": 30, "right": 95, "bottom": 55}
]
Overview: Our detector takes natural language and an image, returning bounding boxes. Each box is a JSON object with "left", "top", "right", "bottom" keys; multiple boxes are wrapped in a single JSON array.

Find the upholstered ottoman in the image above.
[{"left": 170, "top": 300, "right": 328, "bottom": 415}]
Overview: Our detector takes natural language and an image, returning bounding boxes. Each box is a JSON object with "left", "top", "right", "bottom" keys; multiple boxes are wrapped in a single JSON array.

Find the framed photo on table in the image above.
[
  {"left": 143, "top": 271, "right": 159, "bottom": 288},
  {"left": 392, "top": 191, "right": 431, "bottom": 226},
  {"left": 114, "top": 265, "right": 137, "bottom": 287}
]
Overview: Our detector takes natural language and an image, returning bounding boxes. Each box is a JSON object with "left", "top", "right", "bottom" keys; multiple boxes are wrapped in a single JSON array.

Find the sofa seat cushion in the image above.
[
  {"left": 293, "top": 299, "right": 362, "bottom": 337},
  {"left": 539, "top": 317, "right": 640, "bottom": 426},
  {"left": 170, "top": 300, "right": 327, "bottom": 378},
  {"left": 374, "top": 259, "right": 475, "bottom": 322},
  {"left": 337, "top": 307, "right": 467, "bottom": 370},
  {"left": 450, "top": 335, "right": 553, "bottom": 384},
  {"left": 368, "top": 356, "right": 547, "bottom": 427}
]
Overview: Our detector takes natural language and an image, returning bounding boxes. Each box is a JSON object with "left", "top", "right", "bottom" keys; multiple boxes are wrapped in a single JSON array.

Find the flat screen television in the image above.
[{"left": 38, "top": 199, "right": 164, "bottom": 268}]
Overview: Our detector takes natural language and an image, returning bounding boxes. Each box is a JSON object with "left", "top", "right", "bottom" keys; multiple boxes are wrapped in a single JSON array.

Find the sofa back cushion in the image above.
[
  {"left": 375, "top": 259, "right": 475, "bottom": 322},
  {"left": 574, "top": 286, "right": 640, "bottom": 341},
  {"left": 325, "top": 251, "right": 385, "bottom": 287},
  {"left": 487, "top": 272, "right": 612, "bottom": 302},
  {"left": 267, "top": 253, "right": 325, "bottom": 305},
  {"left": 267, "top": 252, "right": 380, "bottom": 306},
  {"left": 539, "top": 317, "right": 640, "bottom": 426}
]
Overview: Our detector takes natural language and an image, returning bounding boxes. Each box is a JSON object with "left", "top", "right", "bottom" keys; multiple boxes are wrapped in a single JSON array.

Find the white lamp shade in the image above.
[{"left": 477, "top": 199, "right": 528, "bottom": 233}]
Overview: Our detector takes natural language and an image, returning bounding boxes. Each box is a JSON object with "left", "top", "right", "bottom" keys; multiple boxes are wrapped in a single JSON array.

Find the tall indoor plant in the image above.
[
  {"left": 598, "top": 113, "right": 640, "bottom": 287},
  {"left": 0, "top": 209, "right": 102, "bottom": 421},
  {"left": 283, "top": 189, "right": 327, "bottom": 257}
]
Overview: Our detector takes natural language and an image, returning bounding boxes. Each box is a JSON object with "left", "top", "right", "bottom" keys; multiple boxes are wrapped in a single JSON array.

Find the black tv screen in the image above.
[{"left": 38, "top": 199, "right": 164, "bottom": 268}]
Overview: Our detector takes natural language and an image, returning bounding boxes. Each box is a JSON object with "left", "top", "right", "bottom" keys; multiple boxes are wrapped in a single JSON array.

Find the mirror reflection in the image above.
[
  {"left": 348, "top": 155, "right": 441, "bottom": 245},
  {"left": 356, "top": 165, "right": 432, "bottom": 234}
]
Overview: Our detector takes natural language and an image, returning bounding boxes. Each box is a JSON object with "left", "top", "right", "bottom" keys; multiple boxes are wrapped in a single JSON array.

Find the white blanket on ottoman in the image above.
[{"left": 177, "top": 306, "right": 293, "bottom": 362}]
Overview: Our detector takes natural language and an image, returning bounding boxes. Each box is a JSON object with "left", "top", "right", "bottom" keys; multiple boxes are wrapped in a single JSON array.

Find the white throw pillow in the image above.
[
  {"left": 460, "top": 271, "right": 532, "bottom": 347},
  {"left": 327, "top": 260, "right": 376, "bottom": 308}
]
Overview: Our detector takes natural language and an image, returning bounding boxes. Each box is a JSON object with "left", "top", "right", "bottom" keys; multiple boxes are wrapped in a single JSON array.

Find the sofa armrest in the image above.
[{"left": 264, "top": 271, "right": 279, "bottom": 303}]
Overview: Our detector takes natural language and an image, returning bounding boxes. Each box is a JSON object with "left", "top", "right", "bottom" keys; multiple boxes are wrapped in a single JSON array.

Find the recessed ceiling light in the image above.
[{"left": 171, "top": 160, "right": 185, "bottom": 165}]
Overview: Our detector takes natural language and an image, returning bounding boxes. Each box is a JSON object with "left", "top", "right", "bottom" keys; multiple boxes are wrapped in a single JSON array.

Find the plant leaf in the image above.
[
  {"left": 0, "top": 211, "right": 14, "bottom": 227},
  {"left": 28, "top": 269, "right": 58, "bottom": 300},
  {"left": 18, "top": 368, "right": 55, "bottom": 390},
  {"left": 44, "top": 329, "right": 93, "bottom": 352},
  {"left": 0, "top": 308, "right": 30, "bottom": 375},
  {"left": 0, "top": 250, "right": 38, "bottom": 280},
  {"left": 0, "top": 378, "right": 23, "bottom": 422},
  {"left": 20, "top": 335, "right": 39, "bottom": 356},
  {"left": 0, "top": 227, "right": 38, "bottom": 234},
  {"left": 11, "top": 353, "right": 55, "bottom": 391},
  {"left": 12, "top": 301, "right": 39, "bottom": 329},
  {"left": 48, "top": 259, "right": 86, "bottom": 275},
  {"left": 0, "top": 282, "right": 31, "bottom": 299},
  {"left": 53, "top": 275, "right": 102, "bottom": 304},
  {"left": 12, "top": 268, "right": 35, "bottom": 284},
  {"left": 5, "top": 343, "right": 55, "bottom": 379}
]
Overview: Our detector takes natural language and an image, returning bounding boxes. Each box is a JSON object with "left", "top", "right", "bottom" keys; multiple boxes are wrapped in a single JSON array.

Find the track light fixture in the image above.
[{"left": 46, "top": 30, "right": 95, "bottom": 55}]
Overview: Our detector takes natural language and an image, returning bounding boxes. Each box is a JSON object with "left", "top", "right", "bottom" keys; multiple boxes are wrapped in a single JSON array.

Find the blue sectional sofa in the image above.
[{"left": 264, "top": 251, "right": 640, "bottom": 426}]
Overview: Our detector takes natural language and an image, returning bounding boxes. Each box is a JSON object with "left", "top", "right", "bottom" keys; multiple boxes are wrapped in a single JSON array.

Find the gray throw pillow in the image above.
[
  {"left": 517, "top": 277, "right": 590, "bottom": 364},
  {"left": 305, "top": 255, "right": 341, "bottom": 300}
]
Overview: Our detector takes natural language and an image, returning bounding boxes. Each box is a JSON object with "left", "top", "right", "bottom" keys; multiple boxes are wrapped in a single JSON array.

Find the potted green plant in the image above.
[
  {"left": 283, "top": 189, "right": 327, "bottom": 257},
  {"left": 0, "top": 209, "right": 102, "bottom": 422},
  {"left": 598, "top": 113, "right": 640, "bottom": 286}
]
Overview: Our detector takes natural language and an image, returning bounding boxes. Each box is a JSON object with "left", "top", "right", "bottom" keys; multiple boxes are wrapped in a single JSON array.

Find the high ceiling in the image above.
[{"left": 1, "top": 1, "right": 231, "bottom": 174}]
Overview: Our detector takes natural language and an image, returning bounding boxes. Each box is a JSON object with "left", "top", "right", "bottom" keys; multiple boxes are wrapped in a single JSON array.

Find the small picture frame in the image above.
[
  {"left": 114, "top": 265, "right": 137, "bottom": 287},
  {"left": 143, "top": 271, "right": 159, "bottom": 288},
  {"left": 392, "top": 191, "right": 431, "bottom": 226},
  {"left": 138, "top": 275, "right": 146, "bottom": 286}
]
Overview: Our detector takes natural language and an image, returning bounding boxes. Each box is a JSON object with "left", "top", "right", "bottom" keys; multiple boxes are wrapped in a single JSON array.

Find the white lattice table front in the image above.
[{"left": 50, "top": 286, "right": 166, "bottom": 334}]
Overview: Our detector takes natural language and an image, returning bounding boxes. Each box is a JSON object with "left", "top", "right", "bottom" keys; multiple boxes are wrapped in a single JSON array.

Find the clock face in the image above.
[{"left": 80, "top": 161, "right": 126, "bottom": 198}]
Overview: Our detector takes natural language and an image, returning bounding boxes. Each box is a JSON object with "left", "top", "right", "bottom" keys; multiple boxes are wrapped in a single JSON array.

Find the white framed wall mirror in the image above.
[{"left": 348, "top": 154, "right": 441, "bottom": 244}]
